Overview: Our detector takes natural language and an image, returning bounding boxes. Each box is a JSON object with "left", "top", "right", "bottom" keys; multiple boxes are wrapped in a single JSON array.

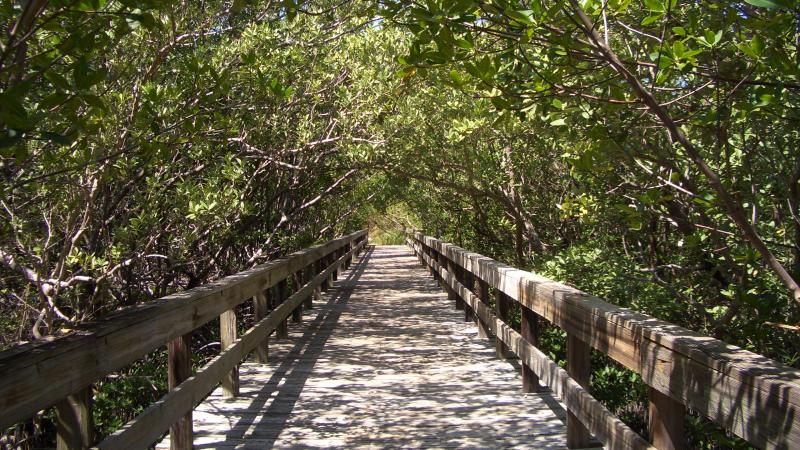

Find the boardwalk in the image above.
[{"left": 160, "top": 245, "right": 568, "bottom": 449}]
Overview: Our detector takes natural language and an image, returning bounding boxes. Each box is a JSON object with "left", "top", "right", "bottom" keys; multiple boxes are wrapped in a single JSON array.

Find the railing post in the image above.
[
  {"left": 456, "top": 265, "right": 471, "bottom": 321},
  {"left": 521, "top": 307, "right": 543, "bottom": 393},
  {"left": 476, "top": 278, "right": 491, "bottom": 339},
  {"left": 319, "top": 258, "right": 329, "bottom": 291},
  {"left": 649, "top": 388, "right": 685, "bottom": 450},
  {"left": 167, "top": 334, "right": 192, "bottom": 450},
  {"left": 465, "top": 269, "right": 477, "bottom": 323},
  {"left": 327, "top": 254, "right": 335, "bottom": 287},
  {"left": 304, "top": 264, "right": 314, "bottom": 309},
  {"left": 332, "top": 250, "right": 339, "bottom": 281},
  {"left": 567, "top": 333, "right": 592, "bottom": 448},
  {"left": 312, "top": 263, "right": 323, "bottom": 305},
  {"left": 220, "top": 310, "right": 239, "bottom": 397},
  {"left": 494, "top": 290, "right": 513, "bottom": 359},
  {"left": 437, "top": 248, "right": 448, "bottom": 286},
  {"left": 292, "top": 269, "right": 304, "bottom": 323},
  {"left": 56, "top": 386, "right": 93, "bottom": 450},
  {"left": 445, "top": 258, "right": 463, "bottom": 310},
  {"left": 254, "top": 292, "right": 269, "bottom": 363},
  {"left": 276, "top": 279, "right": 289, "bottom": 339}
]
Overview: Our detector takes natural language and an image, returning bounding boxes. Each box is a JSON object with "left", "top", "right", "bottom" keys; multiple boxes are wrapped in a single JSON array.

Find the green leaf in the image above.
[
  {"left": 44, "top": 71, "right": 71, "bottom": 91},
  {"left": 231, "top": 0, "right": 246, "bottom": 15},
  {"left": 449, "top": 70, "right": 464, "bottom": 87},
  {"left": 641, "top": 15, "right": 660, "bottom": 26},
  {"left": 395, "top": 66, "right": 416, "bottom": 78},
  {"left": 74, "top": 58, "right": 97, "bottom": 90},
  {"left": 455, "top": 38, "right": 474, "bottom": 49},
  {"left": 0, "top": 92, "right": 30, "bottom": 129},
  {"left": 644, "top": 0, "right": 664, "bottom": 12},
  {"left": 744, "top": 0, "right": 789, "bottom": 8},
  {"left": 672, "top": 40, "right": 685, "bottom": 58},
  {"left": 506, "top": 9, "right": 534, "bottom": 25},
  {"left": 550, "top": 118, "right": 567, "bottom": 126},
  {"left": 41, "top": 131, "right": 71, "bottom": 145},
  {"left": 39, "top": 92, "right": 69, "bottom": 109},
  {"left": 491, "top": 96, "right": 511, "bottom": 109}
]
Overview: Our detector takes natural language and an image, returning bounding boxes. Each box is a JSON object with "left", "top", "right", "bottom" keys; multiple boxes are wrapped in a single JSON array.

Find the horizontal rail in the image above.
[
  {"left": 409, "top": 239, "right": 651, "bottom": 450},
  {"left": 96, "top": 238, "right": 368, "bottom": 449},
  {"left": 0, "top": 230, "right": 367, "bottom": 431},
  {"left": 407, "top": 230, "right": 800, "bottom": 449}
]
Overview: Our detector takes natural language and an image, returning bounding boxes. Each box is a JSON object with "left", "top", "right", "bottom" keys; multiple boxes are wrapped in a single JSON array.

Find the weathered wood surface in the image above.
[
  {"left": 409, "top": 231, "right": 800, "bottom": 449},
  {"left": 0, "top": 230, "right": 366, "bottom": 431},
  {"left": 97, "top": 240, "right": 367, "bottom": 450},
  {"left": 410, "top": 239, "right": 651, "bottom": 450},
  {"left": 158, "top": 245, "right": 568, "bottom": 449}
]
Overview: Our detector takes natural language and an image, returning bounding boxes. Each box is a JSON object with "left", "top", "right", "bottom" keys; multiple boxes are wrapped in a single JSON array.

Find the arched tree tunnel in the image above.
[{"left": 1, "top": 0, "right": 799, "bottom": 448}]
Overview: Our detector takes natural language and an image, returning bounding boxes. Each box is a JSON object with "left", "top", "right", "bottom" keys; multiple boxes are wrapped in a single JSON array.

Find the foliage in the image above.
[{"left": 1, "top": 0, "right": 799, "bottom": 448}]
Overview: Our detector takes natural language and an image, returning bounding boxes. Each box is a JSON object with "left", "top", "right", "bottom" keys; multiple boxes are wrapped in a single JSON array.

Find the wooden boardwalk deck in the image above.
[{"left": 159, "top": 245, "right": 568, "bottom": 449}]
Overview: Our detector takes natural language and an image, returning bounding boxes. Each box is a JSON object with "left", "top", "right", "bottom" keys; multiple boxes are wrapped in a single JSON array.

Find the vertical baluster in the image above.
[
  {"left": 276, "top": 278, "right": 289, "bottom": 339},
  {"left": 254, "top": 292, "right": 269, "bottom": 363},
  {"left": 167, "top": 334, "right": 192, "bottom": 449},
  {"left": 319, "top": 257, "right": 329, "bottom": 291},
  {"left": 456, "top": 265, "right": 471, "bottom": 321},
  {"left": 566, "top": 334, "right": 592, "bottom": 448},
  {"left": 649, "top": 388, "right": 685, "bottom": 450},
  {"left": 437, "top": 249, "right": 448, "bottom": 286},
  {"left": 465, "top": 268, "right": 476, "bottom": 323},
  {"left": 494, "top": 290, "right": 513, "bottom": 359},
  {"left": 220, "top": 310, "right": 239, "bottom": 397},
  {"left": 292, "top": 269, "right": 304, "bottom": 323},
  {"left": 56, "top": 386, "right": 93, "bottom": 450},
  {"left": 445, "top": 257, "right": 463, "bottom": 310},
  {"left": 476, "top": 278, "right": 491, "bottom": 339},
  {"left": 327, "top": 254, "right": 335, "bottom": 287},
  {"left": 304, "top": 264, "right": 314, "bottom": 309},
  {"left": 332, "top": 248, "right": 340, "bottom": 281},
  {"left": 313, "top": 263, "right": 323, "bottom": 306},
  {"left": 521, "top": 307, "right": 543, "bottom": 392}
]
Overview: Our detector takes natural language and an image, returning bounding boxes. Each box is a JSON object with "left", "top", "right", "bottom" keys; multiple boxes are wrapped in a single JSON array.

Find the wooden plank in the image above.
[
  {"left": 167, "top": 334, "right": 192, "bottom": 450},
  {"left": 303, "top": 265, "right": 314, "bottom": 310},
  {"left": 327, "top": 254, "right": 335, "bottom": 286},
  {"left": 56, "top": 386, "right": 93, "bottom": 450},
  {"left": 445, "top": 258, "right": 462, "bottom": 310},
  {"left": 567, "top": 334, "right": 593, "bottom": 448},
  {"left": 459, "top": 266, "right": 472, "bottom": 322},
  {"left": 521, "top": 307, "right": 543, "bottom": 393},
  {"left": 220, "top": 310, "right": 239, "bottom": 397},
  {"left": 410, "top": 232, "right": 800, "bottom": 449},
  {"left": 253, "top": 293, "right": 269, "bottom": 363},
  {"left": 494, "top": 289, "right": 514, "bottom": 359},
  {"left": 276, "top": 279, "right": 289, "bottom": 339},
  {"left": 0, "top": 230, "right": 366, "bottom": 430},
  {"left": 476, "top": 278, "right": 491, "bottom": 339},
  {"left": 292, "top": 270, "right": 304, "bottom": 323},
  {"left": 157, "top": 246, "right": 567, "bottom": 449},
  {"left": 464, "top": 270, "right": 476, "bottom": 323},
  {"left": 648, "top": 387, "right": 685, "bottom": 450},
  {"left": 414, "top": 248, "right": 651, "bottom": 450},
  {"left": 96, "top": 239, "right": 367, "bottom": 450}
]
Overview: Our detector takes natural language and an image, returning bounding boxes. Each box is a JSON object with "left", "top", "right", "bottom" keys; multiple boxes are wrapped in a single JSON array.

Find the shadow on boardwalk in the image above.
[{"left": 174, "top": 245, "right": 568, "bottom": 449}]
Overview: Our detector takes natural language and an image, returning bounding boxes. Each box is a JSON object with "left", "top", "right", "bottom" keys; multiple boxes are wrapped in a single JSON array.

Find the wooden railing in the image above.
[
  {"left": 407, "top": 230, "right": 800, "bottom": 450},
  {"left": 0, "top": 230, "right": 368, "bottom": 450}
]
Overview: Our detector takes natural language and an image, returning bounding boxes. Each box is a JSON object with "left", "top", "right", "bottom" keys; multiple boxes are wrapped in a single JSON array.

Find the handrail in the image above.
[
  {"left": 406, "top": 230, "right": 800, "bottom": 450},
  {"left": 0, "top": 230, "right": 367, "bottom": 449}
]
